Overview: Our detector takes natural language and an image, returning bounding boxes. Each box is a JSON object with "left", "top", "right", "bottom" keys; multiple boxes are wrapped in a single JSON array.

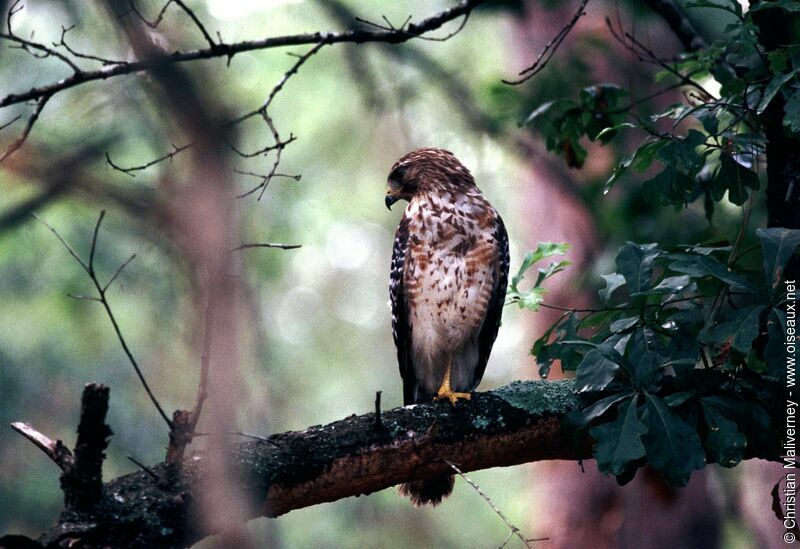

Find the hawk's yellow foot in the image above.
[
  {"left": 433, "top": 361, "right": 471, "bottom": 405},
  {"left": 434, "top": 386, "right": 471, "bottom": 405}
]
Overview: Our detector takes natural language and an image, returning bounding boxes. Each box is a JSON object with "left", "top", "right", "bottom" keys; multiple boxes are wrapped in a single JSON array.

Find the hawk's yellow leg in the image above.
[{"left": 434, "top": 357, "right": 471, "bottom": 405}]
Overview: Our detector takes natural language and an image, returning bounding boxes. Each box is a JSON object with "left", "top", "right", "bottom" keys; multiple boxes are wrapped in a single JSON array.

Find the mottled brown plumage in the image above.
[{"left": 386, "top": 148, "right": 509, "bottom": 505}]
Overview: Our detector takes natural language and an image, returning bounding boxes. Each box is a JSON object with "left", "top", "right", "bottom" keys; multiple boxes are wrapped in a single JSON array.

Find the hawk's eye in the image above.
[
  {"left": 388, "top": 177, "right": 404, "bottom": 194},
  {"left": 389, "top": 164, "right": 407, "bottom": 183}
]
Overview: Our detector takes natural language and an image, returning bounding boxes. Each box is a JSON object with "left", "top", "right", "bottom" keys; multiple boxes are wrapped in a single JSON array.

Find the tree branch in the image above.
[
  {"left": 25, "top": 380, "right": 580, "bottom": 547},
  {"left": 503, "top": 0, "right": 591, "bottom": 85},
  {"left": 7, "top": 379, "right": 778, "bottom": 548},
  {"left": 0, "top": 0, "right": 486, "bottom": 109},
  {"left": 9, "top": 422, "right": 74, "bottom": 471},
  {"left": 644, "top": 0, "right": 706, "bottom": 52},
  {"left": 33, "top": 211, "right": 174, "bottom": 429},
  {"left": 59, "top": 383, "right": 113, "bottom": 510}
]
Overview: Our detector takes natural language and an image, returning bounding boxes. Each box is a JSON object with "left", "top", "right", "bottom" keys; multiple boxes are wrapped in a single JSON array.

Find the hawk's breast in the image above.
[{"left": 403, "top": 192, "right": 500, "bottom": 366}]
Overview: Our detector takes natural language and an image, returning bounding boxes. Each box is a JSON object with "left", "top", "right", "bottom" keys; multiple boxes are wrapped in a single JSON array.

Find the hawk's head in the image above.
[{"left": 385, "top": 148, "right": 476, "bottom": 210}]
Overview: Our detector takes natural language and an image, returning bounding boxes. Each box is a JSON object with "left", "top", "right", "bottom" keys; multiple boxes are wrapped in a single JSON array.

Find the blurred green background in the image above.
[{"left": 0, "top": 0, "right": 777, "bottom": 547}]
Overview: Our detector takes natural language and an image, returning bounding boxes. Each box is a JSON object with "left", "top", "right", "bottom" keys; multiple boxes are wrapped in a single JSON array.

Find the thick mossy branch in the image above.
[
  {"left": 7, "top": 380, "right": 779, "bottom": 548},
  {"left": 28, "top": 381, "right": 579, "bottom": 547}
]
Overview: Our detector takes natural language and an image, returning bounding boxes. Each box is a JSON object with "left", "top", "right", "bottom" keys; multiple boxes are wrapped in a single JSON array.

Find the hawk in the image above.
[{"left": 385, "top": 148, "right": 509, "bottom": 505}]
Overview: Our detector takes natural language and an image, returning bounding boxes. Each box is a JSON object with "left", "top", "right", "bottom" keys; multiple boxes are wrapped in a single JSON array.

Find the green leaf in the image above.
[
  {"left": 768, "top": 50, "right": 790, "bottom": 73},
  {"left": 535, "top": 260, "right": 572, "bottom": 287},
  {"left": 510, "top": 286, "right": 547, "bottom": 311},
  {"left": 610, "top": 316, "right": 639, "bottom": 332},
  {"left": 701, "top": 396, "right": 771, "bottom": 441},
  {"left": 568, "top": 392, "right": 634, "bottom": 429},
  {"left": 509, "top": 243, "right": 571, "bottom": 311},
  {"left": 599, "top": 273, "right": 626, "bottom": 304},
  {"left": 631, "top": 141, "right": 668, "bottom": 171},
  {"left": 511, "top": 243, "right": 570, "bottom": 288},
  {"left": 533, "top": 313, "right": 583, "bottom": 376},
  {"left": 668, "top": 253, "right": 756, "bottom": 292},
  {"left": 643, "top": 166, "right": 700, "bottom": 205},
  {"left": 522, "top": 99, "right": 573, "bottom": 126},
  {"left": 579, "top": 309, "right": 620, "bottom": 329},
  {"left": 632, "top": 275, "right": 692, "bottom": 296},
  {"left": 642, "top": 394, "right": 706, "bottom": 486},
  {"left": 695, "top": 108, "right": 720, "bottom": 135},
  {"left": 651, "top": 103, "right": 690, "bottom": 121},
  {"left": 595, "top": 122, "right": 638, "bottom": 141},
  {"left": 757, "top": 71, "right": 797, "bottom": 115},
  {"left": 686, "top": 0, "right": 742, "bottom": 16},
  {"left": 656, "top": 130, "right": 706, "bottom": 173},
  {"left": 757, "top": 227, "right": 800, "bottom": 289},
  {"left": 715, "top": 154, "right": 760, "bottom": 206},
  {"left": 701, "top": 402, "right": 747, "bottom": 467},
  {"left": 616, "top": 242, "right": 660, "bottom": 294},
  {"left": 603, "top": 141, "right": 667, "bottom": 193},
  {"left": 684, "top": 243, "right": 732, "bottom": 255},
  {"left": 709, "top": 305, "right": 765, "bottom": 354},
  {"left": 785, "top": 89, "right": 800, "bottom": 133},
  {"left": 575, "top": 349, "right": 620, "bottom": 393},
  {"left": 626, "top": 328, "right": 664, "bottom": 389},
  {"left": 590, "top": 397, "right": 648, "bottom": 476},
  {"left": 664, "top": 392, "right": 694, "bottom": 407},
  {"left": 750, "top": 0, "right": 800, "bottom": 13}
]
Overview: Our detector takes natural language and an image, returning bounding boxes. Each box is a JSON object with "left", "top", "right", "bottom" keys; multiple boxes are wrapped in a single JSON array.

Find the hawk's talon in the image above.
[{"left": 434, "top": 389, "right": 471, "bottom": 406}]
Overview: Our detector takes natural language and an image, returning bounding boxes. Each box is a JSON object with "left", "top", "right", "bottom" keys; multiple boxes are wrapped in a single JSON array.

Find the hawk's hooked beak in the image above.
[{"left": 385, "top": 192, "right": 400, "bottom": 210}]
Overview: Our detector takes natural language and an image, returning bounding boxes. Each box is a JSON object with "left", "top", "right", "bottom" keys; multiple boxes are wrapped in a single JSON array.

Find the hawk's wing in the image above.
[
  {"left": 472, "top": 214, "right": 510, "bottom": 387},
  {"left": 390, "top": 215, "right": 416, "bottom": 405}
]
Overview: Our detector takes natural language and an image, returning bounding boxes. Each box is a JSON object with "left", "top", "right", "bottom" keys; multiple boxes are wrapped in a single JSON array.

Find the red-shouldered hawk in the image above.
[{"left": 386, "top": 148, "right": 509, "bottom": 505}]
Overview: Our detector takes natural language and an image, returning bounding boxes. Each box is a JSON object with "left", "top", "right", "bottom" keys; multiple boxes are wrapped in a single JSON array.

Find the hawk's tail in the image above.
[{"left": 399, "top": 475, "right": 455, "bottom": 506}]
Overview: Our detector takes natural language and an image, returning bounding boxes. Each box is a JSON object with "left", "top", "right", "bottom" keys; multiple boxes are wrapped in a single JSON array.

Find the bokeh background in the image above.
[{"left": 0, "top": 0, "right": 785, "bottom": 547}]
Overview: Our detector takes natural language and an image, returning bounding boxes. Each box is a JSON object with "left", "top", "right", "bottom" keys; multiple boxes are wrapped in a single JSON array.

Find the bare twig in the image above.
[
  {"left": 644, "top": 0, "right": 706, "bottom": 52},
  {"left": 0, "top": 92, "right": 51, "bottom": 163},
  {"left": 166, "top": 409, "right": 192, "bottom": 465},
  {"left": 234, "top": 169, "right": 301, "bottom": 182},
  {"left": 127, "top": 0, "right": 216, "bottom": 48},
  {"left": 444, "top": 459, "right": 543, "bottom": 548},
  {"left": 1, "top": 0, "right": 486, "bottom": 109},
  {"left": 105, "top": 144, "right": 191, "bottom": 176},
  {"left": 54, "top": 25, "right": 126, "bottom": 66},
  {"left": 527, "top": 292, "right": 737, "bottom": 316},
  {"left": 232, "top": 242, "right": 302, "bottom": 251},
  {"left": 31, "top": 212, "right": 89, "bottom": 270},
  {"left": 33, "top": 211, "right": 173, "bottom": 429},
  {"left": 355, "top": 11, "right": 470, "bottom": 42},
  {"left": 2, "top": 0, "right": 81, "bottom": 73},
  {"left": 127, "top": 455, "right": 159, "bottom": 480},
  {"left": 224, "top": 43, "right": 323, "bottom": 200},
  {"left": 185, "top": 297, "right": 214, "bottom": 443},
  {"left": 226, "top": 134, "right": 296, "bottom": 159},
  {"left": 234, "top": 119, "right": 294, "bottom": 200},
  {"left": 127, "top": 0, "right": 175, "bottom": 29},
  {"left": 231, "top": 431, "right": 279, "bottom": 444},
  {"left": 172, "top": 0, "right": 217, "bottom": 48},
  {"left": 503, "top": 0, "right": 591, "bottom": 85},
  {"left": 229, "top": 42, "right": 327, "bottom": 127},
  {"left": 3, "top": 1, "right": 482, "bottom": 179},
  {"left": 374, "top": 390, "right": 383, "bottom": 430},
  {"left": 0, "top": 115, "right": 20, "bottom": 132},
  {"left": 103, "top": 253, "right": 136, "bottom": 292},
  {"left": 10, "top": 422, "right": 74, "bottom": 471},
  {"left": 728, "top": 186, "right": 756, "bottom": 270},
  {"left": 605, "top": 17, "right": 716, "bottom": 101}
]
